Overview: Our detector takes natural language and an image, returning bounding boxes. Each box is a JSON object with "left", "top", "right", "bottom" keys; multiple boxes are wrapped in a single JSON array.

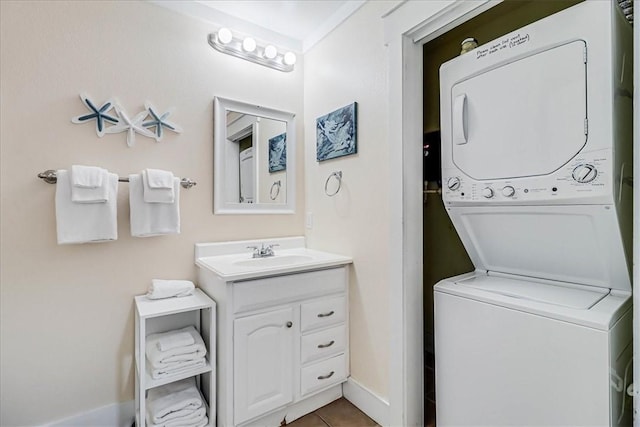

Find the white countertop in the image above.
[{"left": 195, "top": 246, "right": 352, "bottom": 281}]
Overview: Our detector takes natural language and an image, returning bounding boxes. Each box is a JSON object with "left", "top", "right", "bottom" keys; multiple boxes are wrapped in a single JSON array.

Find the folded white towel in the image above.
[
  {"left": 70, "top": 165, "right": 109, "bottom": 203},
  {"left": 147, "top": 357, "right": 206, "bottom": 380},
  {"left": 143, "top": 169, "right": 175, "bottom": 203},
  {"left": 148, "top": 410, "right": 207, "bottom": 427},
  {"left": 147, "top": 279, "right": 194, "bottom": 300},
  {"left": 71, "top": 165, "right": 105, "bottom": 188},
  {"left": 55, "top": 170, "right": 118, "bottom": 244},
  {"left": 147, "top": 407, "right": 206, "bottom": 427},
  {"left": 146, "top": 325, "right": 207, "bottom": 368},
  {"left": 149, "top": 406, "right": 202, "bottom": 425},
  {"left": 129, "top": 174, "right": 180, "bottom": 237},
  {"left": 146, "top": 377, "right": 202, "bottom": 422},
  {"left": 157, "top": 331, "right": 195, "bottom": 352}
]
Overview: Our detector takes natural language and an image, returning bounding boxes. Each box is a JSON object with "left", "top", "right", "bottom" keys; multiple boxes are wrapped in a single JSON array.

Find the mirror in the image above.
[{"left": 213, "top": 97, "right": 296, "bottom": 214}]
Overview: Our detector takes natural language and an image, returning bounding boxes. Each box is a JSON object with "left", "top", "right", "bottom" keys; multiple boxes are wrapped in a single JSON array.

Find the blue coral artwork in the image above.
[
  {"left": 71, "top": 93, "right": 119, "bottom": 137},
  {"left": 268, "top": 133, "right": 287, "bottom": 173},
  {"left": 142, "top": 101, "right": 183, "bottom": 142},
  {"left": 316, "top": 102, "right": 357, "bottom": 162}
]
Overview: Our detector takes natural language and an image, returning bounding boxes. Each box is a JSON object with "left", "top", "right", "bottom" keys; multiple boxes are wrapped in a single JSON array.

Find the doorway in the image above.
[{"left": 420, "top": 1, "right": 583, "bottom": 423}]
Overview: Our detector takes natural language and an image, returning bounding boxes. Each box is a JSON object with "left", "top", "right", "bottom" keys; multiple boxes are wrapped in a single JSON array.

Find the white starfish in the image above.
[{"left": 105, "top": 104, "right": 156, "bottom": 147}]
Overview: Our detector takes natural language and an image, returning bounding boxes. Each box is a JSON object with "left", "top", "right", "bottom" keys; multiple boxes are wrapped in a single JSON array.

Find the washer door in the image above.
[{"left": 451, "top": 40, "right": 587, "bottom": 180}]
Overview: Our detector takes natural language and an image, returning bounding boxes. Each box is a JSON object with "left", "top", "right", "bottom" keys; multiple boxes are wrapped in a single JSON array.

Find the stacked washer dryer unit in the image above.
[{"left": 435, "top": 1, "right": 634, "bottom": 426}]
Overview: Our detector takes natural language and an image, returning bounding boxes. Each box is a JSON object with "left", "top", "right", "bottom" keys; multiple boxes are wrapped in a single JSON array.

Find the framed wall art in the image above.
[
  {"left": 268, "top": 132, "right": 286, "bottom": 173},
  {"left": 316, "top": 102, "right": 357, "bottom": 162}
]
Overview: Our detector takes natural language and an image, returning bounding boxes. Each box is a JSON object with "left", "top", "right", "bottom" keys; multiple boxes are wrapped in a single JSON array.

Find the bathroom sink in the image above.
[
  {"left": 195, "top": 240, "right": 352, "bottom": 281},
  {"left": 233, "top": 254, "right": 314, "bottom": 268}
]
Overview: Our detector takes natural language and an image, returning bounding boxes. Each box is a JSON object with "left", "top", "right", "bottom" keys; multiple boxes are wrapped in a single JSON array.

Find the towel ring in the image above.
[
  {"left": 324, "top": 171, "right": 342, "bottom": 197},
  {"left": 270, "top": 180, "right": 281, "bottom": 200}
]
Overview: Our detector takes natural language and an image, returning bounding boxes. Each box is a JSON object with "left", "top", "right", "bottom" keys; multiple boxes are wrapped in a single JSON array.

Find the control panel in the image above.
[{"left": 443, "top": 149, "right": 613, "bottom": 205}]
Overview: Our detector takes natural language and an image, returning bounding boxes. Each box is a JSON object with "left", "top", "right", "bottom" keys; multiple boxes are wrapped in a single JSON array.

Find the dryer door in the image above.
[{"left": 451, "top": 40, "right": 587, "bottom": 180}]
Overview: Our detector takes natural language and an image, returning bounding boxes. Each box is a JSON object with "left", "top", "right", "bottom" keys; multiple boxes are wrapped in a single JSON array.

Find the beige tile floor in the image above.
[{"left": 286, "top": 398, "right": 379, "bottom": 427}]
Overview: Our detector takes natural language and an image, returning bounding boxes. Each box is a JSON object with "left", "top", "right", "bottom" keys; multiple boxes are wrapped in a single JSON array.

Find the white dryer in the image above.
[{"left": 434, "top": 1, "right": 634, "bottom": 425}]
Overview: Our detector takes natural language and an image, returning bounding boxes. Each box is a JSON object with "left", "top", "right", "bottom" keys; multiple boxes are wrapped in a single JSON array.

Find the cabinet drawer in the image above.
[
  {"left": 233, "top": 268, "right": 346, "bottom": 314},
  {"left": 301, "top": 324, "right": 346, "bottom": 365},
  {"left": 300, "top": 354, "right": 347, "bottom": 396},
  {"left": 301, "top": 295, "right": 346, "bottom": 332}
]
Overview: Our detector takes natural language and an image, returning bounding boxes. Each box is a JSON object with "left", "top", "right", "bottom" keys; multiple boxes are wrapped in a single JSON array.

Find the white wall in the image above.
[
  {"left": 0, "top": 1, "right": 304, "bottom": 425},
  {"left": 304, "top": 1, "right": 398, "bottom": 400}
]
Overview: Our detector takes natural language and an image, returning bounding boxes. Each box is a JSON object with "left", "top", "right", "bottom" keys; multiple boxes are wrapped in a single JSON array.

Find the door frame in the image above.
[{"left": 384, "top": 2, "right": 499, "bottom": 425}]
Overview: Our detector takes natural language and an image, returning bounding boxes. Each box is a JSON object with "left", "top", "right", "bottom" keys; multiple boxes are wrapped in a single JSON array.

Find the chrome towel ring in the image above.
[
  {"left": 324, "top": 171, "right": 342, "bottom": 197},
  {"left": 270, "top": 180, "right": 281, "bottom": 200}
]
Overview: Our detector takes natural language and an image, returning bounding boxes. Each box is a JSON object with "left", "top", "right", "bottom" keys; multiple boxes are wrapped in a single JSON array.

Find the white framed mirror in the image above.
[{"left": 213, "top": 97, "right": 296, "bottom": 214}]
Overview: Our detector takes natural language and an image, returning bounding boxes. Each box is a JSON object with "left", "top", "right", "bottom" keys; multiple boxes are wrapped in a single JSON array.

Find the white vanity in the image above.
[{"left": 195, "top": 237, "right": 352, "bottom": 427}]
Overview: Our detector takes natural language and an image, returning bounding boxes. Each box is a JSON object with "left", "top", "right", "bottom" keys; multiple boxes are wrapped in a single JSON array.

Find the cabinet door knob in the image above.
[
  {"left": 317, "top": 340, "right": 335, "bottom": 349},
  {"left": 317, "top": 310, "right": 334, "bottom": 318},
  {"left": 317, "top": 371, "right": 335, "bottom": 380},
  {"left": 286, "top": 321, "right": 293, "bottom": 328}
]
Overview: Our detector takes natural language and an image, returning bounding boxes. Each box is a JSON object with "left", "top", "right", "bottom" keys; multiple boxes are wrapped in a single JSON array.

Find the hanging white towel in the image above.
[
  {"left": 145, "top": 168, "right": 174, "bottom": 189},
  {"left": 55, "top": 170, "right": 118, "bottom": 244},
  {"left": 146, "top": 325, "right": 206, "bottom": 368},
  {"left": 146, "top": 377, "right": 203, "bottom": 423},
  {"left": 147, "top": 279, "right": 194, "bottom": 300},
  {"left": 129, "top": 174, "right": 180, "bottom": 237},
  {"left": 71, "top": 165, "right": 105, "bottom": 187},
  {"left": 70, "top": 165, "right": 109, "bottom": 203},
  {"left": 143, "top": 169, "right": 175, "bottom": 203}
]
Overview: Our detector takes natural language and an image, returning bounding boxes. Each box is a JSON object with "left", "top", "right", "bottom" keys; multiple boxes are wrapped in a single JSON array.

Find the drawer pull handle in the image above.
[
  {"left": 318, "top": 340, "right": 335, "bottom": 349},
  {"left": 317, "top": 310, "right": 335, "bottom": 318},
  {"left": 317, "top": 371, "right": 335, "bottom": 380},
  {"left": 286, "top": 321, "right": 293, "bottom": 328}
]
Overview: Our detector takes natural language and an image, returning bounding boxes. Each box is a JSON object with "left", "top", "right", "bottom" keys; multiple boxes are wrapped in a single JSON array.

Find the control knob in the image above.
[
  {"left": 447, "top": 177, "right": 461, "bottom": 191},
  {"left": 481, "top": 187, "right": 494, "bottom": 199},
  {"left": 572, "top": 164, "right": 597, "bottom": 183},
  {"left": 502, "top": 186, "right": 515, "bottom": 197}
]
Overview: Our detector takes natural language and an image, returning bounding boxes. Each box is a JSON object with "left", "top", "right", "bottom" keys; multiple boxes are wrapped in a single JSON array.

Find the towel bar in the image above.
[{"left": 37, "top": 169, "right": 197, "bottom": 189}]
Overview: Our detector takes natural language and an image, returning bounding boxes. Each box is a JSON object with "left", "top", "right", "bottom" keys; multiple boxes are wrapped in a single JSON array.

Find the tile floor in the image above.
[{"left": 286, "top": 398, "right": 379, "bottom": 427}]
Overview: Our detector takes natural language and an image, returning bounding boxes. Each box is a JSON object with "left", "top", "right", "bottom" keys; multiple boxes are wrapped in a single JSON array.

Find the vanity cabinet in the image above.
[
  {"left": 197, "top": 265, "right": 349, "bottom": 427},
  {"left": 134, "top": 289, "right": 216, "bottom": 427}
]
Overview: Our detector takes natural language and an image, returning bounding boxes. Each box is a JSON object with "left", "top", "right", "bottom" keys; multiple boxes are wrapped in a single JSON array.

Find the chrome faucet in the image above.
[{"left": 247, "top": 243, "right": 279, "bottom": 258}]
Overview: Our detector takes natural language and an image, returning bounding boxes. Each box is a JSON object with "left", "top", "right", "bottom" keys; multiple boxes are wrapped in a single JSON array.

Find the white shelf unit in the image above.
[{"left": 134, "top": 288, "right": 216, "bottom": 427}]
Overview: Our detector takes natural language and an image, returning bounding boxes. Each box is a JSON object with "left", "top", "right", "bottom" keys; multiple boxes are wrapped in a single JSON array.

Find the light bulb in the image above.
[
  {"left": 264, "top": 45, "right": 278, "bottom": 60},
  {"left": 283, "top": 51, "right": 297, "bottom": 66},
  {"left": 242, "top": 37, "right": 257, "bottom": 53},
  {"left": 217, "top": 28, "right": 232, "bottom": 44}
]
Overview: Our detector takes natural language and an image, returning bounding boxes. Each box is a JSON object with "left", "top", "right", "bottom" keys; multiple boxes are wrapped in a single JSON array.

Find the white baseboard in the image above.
[
  {"left": 343, "top": 377, "right": 390, "bottom": 426},
  {"left": 40, "top": 379, "right": 387, "bottom": 427},
  {"left": 42, "top": 400, "right": 134, "bottom": 427}
]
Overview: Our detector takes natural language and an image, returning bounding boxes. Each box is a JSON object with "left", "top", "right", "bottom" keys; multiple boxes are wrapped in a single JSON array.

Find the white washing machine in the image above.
[{"left": 434, "top": 1, "right": 634, "bottom": 425}]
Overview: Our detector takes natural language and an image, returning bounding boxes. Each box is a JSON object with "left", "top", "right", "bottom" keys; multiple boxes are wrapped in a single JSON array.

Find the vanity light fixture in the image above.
[{"left": 208, "top": 28, "right": 296, "bottom": 72}]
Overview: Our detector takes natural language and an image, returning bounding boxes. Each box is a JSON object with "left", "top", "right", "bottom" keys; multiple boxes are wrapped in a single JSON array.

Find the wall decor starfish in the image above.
[
  {"left": 71, "top": 93, "right": 119, "bottom": 137},
  {"left": 105, "top": 104, "right": 156, "bottom": 147},
  {"left": 142, "top": 101, "right": 183, "bottom": 141}
]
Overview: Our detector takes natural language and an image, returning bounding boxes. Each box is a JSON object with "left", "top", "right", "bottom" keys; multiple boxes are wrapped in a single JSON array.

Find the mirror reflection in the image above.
[
  {"left": 226, "top": 111, "right": 287, "bottom": 204},
  {"left": 213, "top": 97, "right": 296, "bottom": 214}
]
